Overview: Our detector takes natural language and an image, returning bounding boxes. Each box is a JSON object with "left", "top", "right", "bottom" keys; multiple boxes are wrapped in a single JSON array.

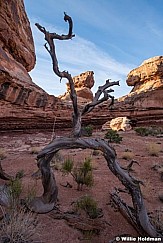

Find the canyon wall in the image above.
[
  {"left": 95, "top": 56, "right": 163, "bottom": 127},
  {"left": 0, "top": 1, "right": 162, "bottom": 132},
  {"left": 0, "top": 0, "right": 66, "bottom": 131}
]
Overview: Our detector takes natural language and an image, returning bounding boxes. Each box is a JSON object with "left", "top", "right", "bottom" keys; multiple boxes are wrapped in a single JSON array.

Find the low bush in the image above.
[
  {"left": 8, "top": 177, "right": 22, "bottom": 206},
  {"left": 0, "top": 207, "right": 39, "bottom": 243},
  {"left": 74, "top": 195, "right": 99, "bottom": 219},
  {"left": 135, "top": 126, "right": 163, "bottom": 137},
  {"left": 0, "top": 176, "right": 39, "bottom": 243},
  {"left": 61, "top": 157, "right": 94, "bottom": 190},
  {"left": 104, "top": 129, "right": 122, "bottom": 143},
  {"left": 62, "top": 158, "right": 74, "bottom": 174},
  {"left": 134, "top": 127, "right": 149, "bottom": 136},
  {"left": 150, "top": 208, "right": 163, "bottom": 233},
  {"left": 82, "top": 125, "right": 93, "bottom": 137}
]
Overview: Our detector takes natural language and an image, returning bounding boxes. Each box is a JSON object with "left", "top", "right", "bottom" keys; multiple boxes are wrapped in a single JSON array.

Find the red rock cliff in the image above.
[
  {"left": 0, "top": 0, "right": 66, "bottom": 131},
  {"left": 95, "top": 56, "right": 163, "bottom": 127}
]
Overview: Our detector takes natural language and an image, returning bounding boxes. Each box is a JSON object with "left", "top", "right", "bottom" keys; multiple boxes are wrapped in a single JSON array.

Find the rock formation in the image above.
[
  {"left": 0, "top": 0, "right": 67, "bottom": 131},
  {"left": 126, "top": 56, "right": 163, "bottom": 93},
  {"left": 59, "top": 71, "right": 94, "bottom": 104},
  {"left": 98, "top": 56, "right": 163, "bottom": 128},
  {"left": 102, "top": 117, "right": 132, "bottom": 131}
]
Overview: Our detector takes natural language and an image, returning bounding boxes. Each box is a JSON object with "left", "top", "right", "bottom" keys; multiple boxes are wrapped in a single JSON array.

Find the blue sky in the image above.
[{"left": 24, "top": 0, "right": 163, "bottom": 98}]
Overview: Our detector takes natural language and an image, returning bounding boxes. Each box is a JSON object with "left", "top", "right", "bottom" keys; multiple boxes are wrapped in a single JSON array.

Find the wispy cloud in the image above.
[
  {"left": 29, "top": 19, "right": 135, "bottom": 98},
  {"left": 146, "top": 22, "right": 163, "bottom": 38}
]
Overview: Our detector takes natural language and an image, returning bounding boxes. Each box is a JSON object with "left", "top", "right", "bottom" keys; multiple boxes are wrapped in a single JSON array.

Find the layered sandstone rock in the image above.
[
  {"left": 97, "top": 56, "right": 163, "bottom": 128},
  {"left": 0, "top": 0, "right": 69, "bottom": 131},
  {"left": 102, "top": 117, "right": 132, "bottom": 131},
  {"left": 126, "top": 56, "right": 163, "bottom": 93},
  {"left": 59, "top": 71, "right": 94, "bottom": 103},
  {"left": 0, "top": 0, "right": 35, "bottom": 71}
]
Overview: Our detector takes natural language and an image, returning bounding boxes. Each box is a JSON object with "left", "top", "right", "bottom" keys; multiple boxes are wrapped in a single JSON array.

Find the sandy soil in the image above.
[{"left": 0, "top": 129, "right": 163, "bottom": 242}]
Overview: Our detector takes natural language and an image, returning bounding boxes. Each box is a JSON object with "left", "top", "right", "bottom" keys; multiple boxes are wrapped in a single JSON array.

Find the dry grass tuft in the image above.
[
  {"left": 0, "top": 206, "right": 39, "bottom": 243},
  {"left": 147, "top": 143, "right": 161, "bottom": 156},
  {"left": 121, "top": 151, "right": 134, "bottom": 160},
  {"left": 0, "top": 148, "right": 6, "bottom": 160},
  {"left": 30, "top": 147, "right": 40, "bottom": 155}
]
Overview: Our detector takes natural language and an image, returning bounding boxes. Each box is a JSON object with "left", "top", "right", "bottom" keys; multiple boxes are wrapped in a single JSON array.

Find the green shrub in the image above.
[
  {"left": 8, "top": 177, "right": 22, "bottom": 206},
  {"left": 74, "top": 157, "right": 93, "bottom": 190},
  {"left": 0, "top": 177, "right": 39, "bottom": 242},
  {"left": 62, "top": 157, "right": 94, "bottom": 190},
  {"left": 135, "top": 126, "right": 163, "bottom": 137},
  {"left": 134, "top": 127, "right": 149, "bottom": 136},
  {"left": 16, "top": 170, "right": 25, "bottom": 179},
  {"left": 104, "top": 129, "right": 122, "bottom": 143},
  {"left": 73, "top": 168, "right": 93, "bottom": 190},
  {"left": 82, "top": 125, "right": 93, "bottom": 137},
  {"left": 62, "top": 158, "right": 74, "bottom": 174},
  {"left": 74, "top": 195, "right": 99, "bottom": 219}
]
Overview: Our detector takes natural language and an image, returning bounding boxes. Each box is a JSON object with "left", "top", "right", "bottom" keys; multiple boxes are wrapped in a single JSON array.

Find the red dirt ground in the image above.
[{"left": 0, "top": 129, "right": 163, "bottom": 242}]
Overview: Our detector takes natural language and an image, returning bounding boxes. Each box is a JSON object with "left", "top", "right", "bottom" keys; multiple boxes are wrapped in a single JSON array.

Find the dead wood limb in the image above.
[
  {"left": 36, "top": 14, "right": 81, "bottom": 137},
  {"left": 0, "top": 161, "right": 12, "bottom": 180},
  {"left": 121, "top": 160, "right": 140, "bottom": 173},
  {"left": 28, "top": 153, "right": 58, "bottom": 213},
  {"left": 49, "top": 209, "right": 105, "bottom": 232},
  {"left": 81, "top": 80, "right": 119, "bottom": 116},
  {"left": 36, "top": 15, "right": 118, "bottom": 137}
]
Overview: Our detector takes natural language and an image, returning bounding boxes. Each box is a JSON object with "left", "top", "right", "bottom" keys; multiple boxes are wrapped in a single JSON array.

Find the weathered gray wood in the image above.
[
  {"left": 32, "top": 13, "right": 163, "bottom": 238},
  {"left": 0, "top": 161, "right": 12, "bottom": 180}
]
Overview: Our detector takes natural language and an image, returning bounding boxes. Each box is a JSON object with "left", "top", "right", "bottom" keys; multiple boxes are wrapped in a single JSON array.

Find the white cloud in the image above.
[{"left": 29, "top": 19, "right": 134, "bottom": 98}]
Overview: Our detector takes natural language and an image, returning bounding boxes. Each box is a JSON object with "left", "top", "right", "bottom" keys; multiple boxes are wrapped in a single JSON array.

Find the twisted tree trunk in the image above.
[
  {"left": 24, "top": 12, "right": 163, "bottom": 238},
  {"left": 0, "top": 11, "right": 161, "bottom": 238}
]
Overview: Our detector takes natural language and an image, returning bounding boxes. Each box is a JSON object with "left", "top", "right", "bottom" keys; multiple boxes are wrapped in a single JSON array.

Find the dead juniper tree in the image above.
[{"left": 0, "top": 13, "right": 162, "bottom": 238}]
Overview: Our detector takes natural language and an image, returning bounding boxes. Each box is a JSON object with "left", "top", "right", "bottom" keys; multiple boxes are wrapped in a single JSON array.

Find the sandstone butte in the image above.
[{"left": 0, "top": 0, "right": 163, "bottom": 131}]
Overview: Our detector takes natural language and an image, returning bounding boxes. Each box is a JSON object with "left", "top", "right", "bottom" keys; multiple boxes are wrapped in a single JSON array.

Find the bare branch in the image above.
[
  {"left": 81, "top": 80, "right": 119, "bottom": 115},
  {"left": 35, "top": 12, "right": 75, "bottom": 41},
  {"left": 36, "top": 14, "right": 80, "bottom": 137}
]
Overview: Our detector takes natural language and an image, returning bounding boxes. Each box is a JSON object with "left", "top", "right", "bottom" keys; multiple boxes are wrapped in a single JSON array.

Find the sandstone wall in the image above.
[
  {"left": 0, "top": 0, "right": 68, "bottom": 131},
  {"left": 97, "top": 57, "right": 163, "bottom": 128},
  {"left": 0, "top": 0, "right": 162, "bottom": 132},
  {"left": 0, "top": 0, "right": 35, "bottom": 71}
]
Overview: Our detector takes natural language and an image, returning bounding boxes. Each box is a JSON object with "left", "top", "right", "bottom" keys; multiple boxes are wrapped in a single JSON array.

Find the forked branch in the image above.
[{"left": 82, "top": 79, "right": 119, "bottom": 115}]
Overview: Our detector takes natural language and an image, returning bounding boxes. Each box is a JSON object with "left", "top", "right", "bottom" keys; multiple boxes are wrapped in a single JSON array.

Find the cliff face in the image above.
[
  {"left": 96, "top": 56, "right": 163, "bottom": 127},
  {"left": 0, "top": 0, "right": 65, "bottom": 130},
  {"left": 0, "top": 0, "right": 35, "bottom": 72},
  {"left": 126, "top": 56, "right": 163, "bottom": 93}
]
